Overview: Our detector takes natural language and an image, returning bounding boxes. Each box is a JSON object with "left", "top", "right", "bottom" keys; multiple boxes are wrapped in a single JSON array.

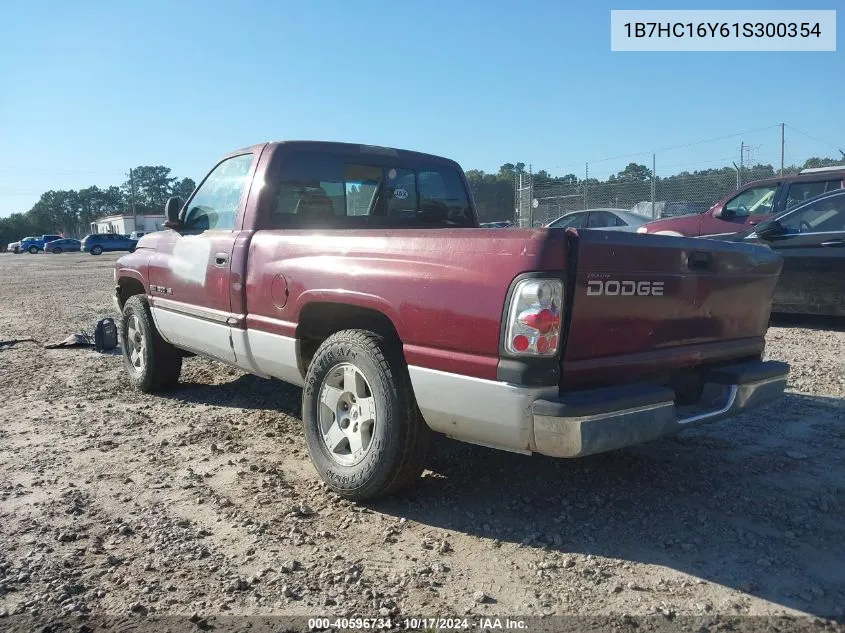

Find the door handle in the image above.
[
  {"left": 687, "top": 250, "right": 712, "bottom": 270},
  {"left": 214, "top": 252, "right": 229, "bottom": 266},
  {"left": 820, "top": 240, "right": 845, "bottom": 248}
]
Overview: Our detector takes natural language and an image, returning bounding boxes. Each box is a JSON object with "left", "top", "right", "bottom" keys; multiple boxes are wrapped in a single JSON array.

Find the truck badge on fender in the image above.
[{"left": 586, "top": 280, "right": 664, "bottom": 296}]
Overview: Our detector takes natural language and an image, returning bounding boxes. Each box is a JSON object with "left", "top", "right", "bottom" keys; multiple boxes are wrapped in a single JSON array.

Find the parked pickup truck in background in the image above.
[
  {"left": 638, "top": 166, "right": 845, "bottom": 238},
  {"left": 19, "top": 234, "right": 62, "bottom": 254},
  {"left": 113, "top": 141, "right": 790, "bottom": 500}
]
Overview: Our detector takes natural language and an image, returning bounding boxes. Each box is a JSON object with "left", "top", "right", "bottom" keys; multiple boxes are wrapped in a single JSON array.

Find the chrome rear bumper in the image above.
[{"left": 532, "top": 360, "right": 789, "bottom": 458}]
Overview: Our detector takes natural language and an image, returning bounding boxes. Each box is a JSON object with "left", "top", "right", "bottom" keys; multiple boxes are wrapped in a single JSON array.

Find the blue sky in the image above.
[{"left": 0, "top": 0, "right": 842, "bottom": 216}]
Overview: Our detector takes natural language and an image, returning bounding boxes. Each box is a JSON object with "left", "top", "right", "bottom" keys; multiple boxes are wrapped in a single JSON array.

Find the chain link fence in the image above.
[
  {"left": 505, "top": 123, "right": 845, "bottom": 227},
  {"left": 516, "top": 163, "right": 748, "bottom": 228}
]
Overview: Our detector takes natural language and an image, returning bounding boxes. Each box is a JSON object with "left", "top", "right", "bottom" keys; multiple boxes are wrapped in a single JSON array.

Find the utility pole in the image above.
[
  {"left": 739, "top": 142, "right": 744, "bottom": 187},
  {"left": 528, "top": 163, "right": 533, "bottom": 227},
  {"left": 651, "top": 153, "right": 656, "bottom": 218},
  {"left": 780, "top": 123, "right": 785, "bottom": 176},
  {"left": 128, "top": 168, "right": 138, "bottom": 234},
  {"left": 584, "top": 162, "right": 589, "bottom": 210}
]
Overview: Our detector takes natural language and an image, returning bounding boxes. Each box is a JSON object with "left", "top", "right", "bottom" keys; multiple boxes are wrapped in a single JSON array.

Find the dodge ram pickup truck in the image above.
[{"left": 113, "top": 141, "right": 790, "bottom": 500}]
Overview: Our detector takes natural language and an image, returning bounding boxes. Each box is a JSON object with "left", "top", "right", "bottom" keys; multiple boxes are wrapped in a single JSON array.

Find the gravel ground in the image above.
[{"left": 0, "top": 252, "right": 844, "bottom": 632}]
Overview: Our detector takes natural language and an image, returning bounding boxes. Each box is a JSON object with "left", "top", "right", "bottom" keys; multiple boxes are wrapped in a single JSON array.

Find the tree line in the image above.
[
  {"left": 2, "top": 156, "right": 844, "bottom": 246},
  {"left": 0, "top": 167, "right": 195, "bottom": 246}
]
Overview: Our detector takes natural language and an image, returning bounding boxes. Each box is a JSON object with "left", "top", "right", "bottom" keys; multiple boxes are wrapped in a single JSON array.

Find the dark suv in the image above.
[
  {"left": 81, "top": 233, "right": 138, "bottom": 255},
  {"left": 638, "top": 166, "right": 845, "bottom": 237}
]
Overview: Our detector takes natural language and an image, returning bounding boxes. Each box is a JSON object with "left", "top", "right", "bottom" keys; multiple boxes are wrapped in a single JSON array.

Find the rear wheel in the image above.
[
  {"left": 28, "top": 246, "right": 38, "bottom": 254},
  {"left": 90, "top": 245, "right": 103, "bottom": 256},
  {"left": 120, "top": 295, "right": 182, "bottom": 392},
  {"left": 302, "top": 329, "right": 430, "bottom": 501}
]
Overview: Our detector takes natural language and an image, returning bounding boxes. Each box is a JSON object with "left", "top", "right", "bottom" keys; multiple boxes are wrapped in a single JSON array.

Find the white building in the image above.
[{"left": 90, "top": 213, "right": 165, "bottom": 235}]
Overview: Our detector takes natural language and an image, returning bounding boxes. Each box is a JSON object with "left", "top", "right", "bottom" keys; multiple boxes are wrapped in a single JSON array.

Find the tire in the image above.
[
  {"left": 52, "top": 247, "right": 62, "bottom": 254},
  {"left": 302, "top": 329, "right": 430, "bottom": 501},
  {"left": 120, "top": 295, "right": 182, "bottom": 393},
  {"left": 28, "top": 246, "right": 38, "bottom": 254},
  {"left": 90, "top": 245, "right": 103, "bottom": 256}
]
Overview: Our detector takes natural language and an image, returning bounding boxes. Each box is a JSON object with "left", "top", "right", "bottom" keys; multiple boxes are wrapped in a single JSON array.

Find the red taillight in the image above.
[
  {"left": 518, "top": 308, "right": 559, "bottom": 334},
  {"left": 512, "top": 335, "right": 529, "bottom": 351},
  {"left": 536, "top": 336, "right": 550, "bottom": 354},
  {"left": 503, "top": 278, "right": 564, "bottom": 357}
]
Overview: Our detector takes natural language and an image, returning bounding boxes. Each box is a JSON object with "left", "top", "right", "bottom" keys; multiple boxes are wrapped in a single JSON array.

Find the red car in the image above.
[
  {"left": 638, "top": 166, "right": 845, "bottom": 238},
  {"left": 112, "top": 141, "right": 789, "bottom": 500}
]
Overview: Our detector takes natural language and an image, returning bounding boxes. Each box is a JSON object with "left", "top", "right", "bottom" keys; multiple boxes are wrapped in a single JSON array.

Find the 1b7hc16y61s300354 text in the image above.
[{"left": 610, "top": 10, "right": 836, "bottom": 51}]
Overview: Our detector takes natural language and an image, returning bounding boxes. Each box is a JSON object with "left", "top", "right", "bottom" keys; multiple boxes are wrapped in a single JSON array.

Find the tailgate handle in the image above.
[{"left": 687, "top": 251, "right": 711, "bottom": 270}]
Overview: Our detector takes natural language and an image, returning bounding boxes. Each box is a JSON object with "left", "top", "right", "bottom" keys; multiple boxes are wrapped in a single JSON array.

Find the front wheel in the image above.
[
  {"left": 120, "top": 295, "right": 183, "bottom": 392},
  {"left": 302, "top": 329, "right": 430, "bottom": 501},
  {"left": 90, "top": 245, "right": 103, "bottom": 255},
  {"left": 52, "top": 247, "right": 62, "bottom": 254},
  {"left": 28, "top": 246, "right": 38, "bottom": 254}
]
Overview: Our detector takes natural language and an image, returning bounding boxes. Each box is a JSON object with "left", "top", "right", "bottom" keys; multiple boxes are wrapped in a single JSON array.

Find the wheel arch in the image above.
[
  {"left": 116, "top": 274, "right": 147, "bottom": 311},
  {"left": 296, "top": 301, "right": 405, "bottom": 378}
]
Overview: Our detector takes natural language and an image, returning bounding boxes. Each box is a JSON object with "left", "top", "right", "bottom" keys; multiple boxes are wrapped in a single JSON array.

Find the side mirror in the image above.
[
  {"left": 714, "top": 206, "right": 734, "bottom": 219},
  {"left": 164, "top": 197, "right": 183, "bottom": 229},
  {"left": 754, "top": 219, "right": 787, "bottom": 241}
]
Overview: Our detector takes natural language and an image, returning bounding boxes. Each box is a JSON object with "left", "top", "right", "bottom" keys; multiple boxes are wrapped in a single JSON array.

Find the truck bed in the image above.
[{"left": 243, "top": 227, "right": 782, "bottom": 396}]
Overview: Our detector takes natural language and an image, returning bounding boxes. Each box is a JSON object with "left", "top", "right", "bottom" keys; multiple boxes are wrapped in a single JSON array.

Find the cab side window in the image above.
[
  {"left": 724, "top": 184, "right": 779, "bottom": 218},
  {"left": 184, "top": 153, "right": 254, "bottom": 232},
  {"left": 785, "top": 180, "right": 835, "bottom": 210}
]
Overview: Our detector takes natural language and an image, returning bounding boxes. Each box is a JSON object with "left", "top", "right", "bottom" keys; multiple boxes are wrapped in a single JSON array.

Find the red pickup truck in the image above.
[{"left": 113, "top": 141, "right": 790, "bottom": 500}]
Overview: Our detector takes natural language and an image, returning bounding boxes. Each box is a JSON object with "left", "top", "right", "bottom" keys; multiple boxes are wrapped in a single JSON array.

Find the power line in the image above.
[
  {"left": 658, "top": 155, "right": 738, "bottom": 170},
  {"left": 654, "top": 125, "right": 780, "bottom": 154},
  {"left": 785, "top": 125, "right": 842, "bottom": 154},
  {"left": 549, "top": 124, "right": 781, "bottom": 171}
]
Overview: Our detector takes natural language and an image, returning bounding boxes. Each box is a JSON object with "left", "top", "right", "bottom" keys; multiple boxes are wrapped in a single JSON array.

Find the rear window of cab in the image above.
[{"left": 258, "top": 150, "right": 475, "bottom": 230}]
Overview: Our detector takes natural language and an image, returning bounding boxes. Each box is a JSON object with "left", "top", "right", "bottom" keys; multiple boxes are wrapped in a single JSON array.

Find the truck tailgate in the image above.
[{"left": 560, "top": 229, "right": 783, "bottom": 390}]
